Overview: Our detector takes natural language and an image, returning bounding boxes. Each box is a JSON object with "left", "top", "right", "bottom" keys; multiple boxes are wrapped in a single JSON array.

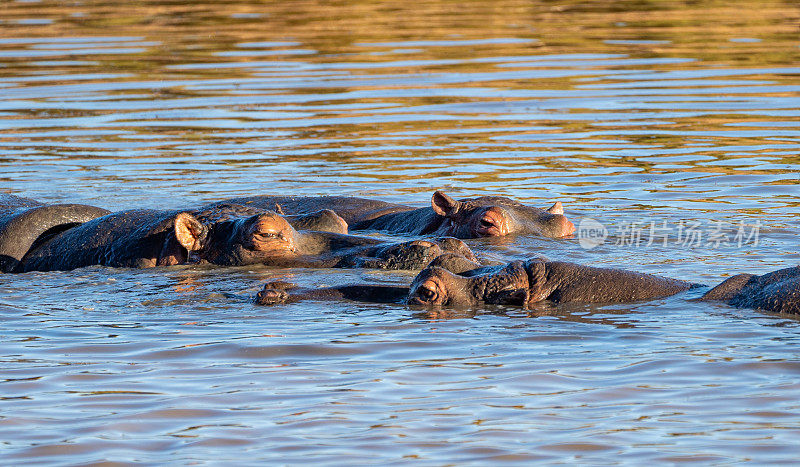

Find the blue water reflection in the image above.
[{"left": 1, "top": 0, "right": 800, "bottom": 463}]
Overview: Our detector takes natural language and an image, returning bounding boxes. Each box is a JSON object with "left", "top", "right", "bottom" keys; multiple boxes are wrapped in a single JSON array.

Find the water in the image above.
[{"left": 2, "top": 0, "right": 800, "bottom": 463}]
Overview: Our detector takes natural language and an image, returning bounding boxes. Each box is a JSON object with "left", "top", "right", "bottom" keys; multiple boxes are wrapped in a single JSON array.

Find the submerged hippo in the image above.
[
  {"left": 255, "top": 256, "right": 698, "bottom": 307},
  {"left": 0, "top": 193, "right": 110, "bottom": 272},
  {"left": 210, "top": 190, "right": 575, "bottom": 239},
  {"left": 700, "top": 266, "right": 800, "bottom": 314},
  {"left": 256, "top": 281, "right": 410, "bottom": 306},
  {"left": 19, "top": 203, "right": 476, "bottom": 272},
  {"left": 1, "top": 193, "right": 351, "bottom": 274},
  {"left": 408, "top": 259, "right": 698, "bottom": 307},
  {"left": 190, "top": 202, "right": 349, "bottom": 235}
]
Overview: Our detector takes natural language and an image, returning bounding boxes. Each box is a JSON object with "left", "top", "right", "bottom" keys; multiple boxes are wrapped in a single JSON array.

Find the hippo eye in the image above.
[
  {"left": 419, "top": 286, "right": 436, "bottom": 300},
  {"left": 256, "top": 231, "right": 278, "bottom": 239},
  {"left": 413, "top": 280, "right": 443, "bottom": 305}
]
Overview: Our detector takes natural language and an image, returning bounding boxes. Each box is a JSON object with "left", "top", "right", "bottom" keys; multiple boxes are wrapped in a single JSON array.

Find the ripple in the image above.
[{"left": 1, "top": 0, "right": 799, "bottom": 464}]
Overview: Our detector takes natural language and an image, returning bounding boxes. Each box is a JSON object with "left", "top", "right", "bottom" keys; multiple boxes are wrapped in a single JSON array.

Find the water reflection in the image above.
[
  {"left": 1, "top": 0, "right": 800, "bottom": 464},
  {"left": 410, "top": 301, "right": 648, "bottom": 329}
]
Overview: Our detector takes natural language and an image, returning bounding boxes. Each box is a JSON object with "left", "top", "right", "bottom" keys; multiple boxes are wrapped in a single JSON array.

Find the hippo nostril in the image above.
[{"left": 480, "top": 218, "right": 495, "bottom": 228}]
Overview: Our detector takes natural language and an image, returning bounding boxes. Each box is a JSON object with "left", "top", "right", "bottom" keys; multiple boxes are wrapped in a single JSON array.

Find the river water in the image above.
[{"left": 2, "top": 0, "right": 800, "bottom": 464}]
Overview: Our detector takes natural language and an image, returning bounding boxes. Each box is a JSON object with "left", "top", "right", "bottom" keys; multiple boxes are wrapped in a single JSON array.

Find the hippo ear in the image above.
[
  {"left": 431, "top": 191, "right": 461, "bottom": 218},
  {"left": 546, "top": 201, "right": 564, "bottom": 215},
  {"left": 174, "top": 212, "right": 207, "bottom": 251}
]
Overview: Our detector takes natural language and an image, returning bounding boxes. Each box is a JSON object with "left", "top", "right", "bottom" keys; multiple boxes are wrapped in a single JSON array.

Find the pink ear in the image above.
[
  {"left": 546, "top": 201, "right": 564, "bottom": 215},
  {"left": 174, "top": 212, "right": 206, "bottom": 251},
  {"left": 431, "top": 191, "right": 460, "bottom": 218}
]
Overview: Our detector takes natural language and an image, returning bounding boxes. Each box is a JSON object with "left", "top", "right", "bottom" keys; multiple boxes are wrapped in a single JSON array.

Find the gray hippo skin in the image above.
[
  {"left": 408, "top": 258, "right": 699, "bottom": 308},
  {"left": 201, "top": 215, "right": 477, "bottom": 270},
  {"left": 256, "top": 256, "right": 696, "bottom": 308},
  {"left": 255, "top": 251, "right": 486, "bottom": 306},
  {"left": 256, "top": 280, "right": 409, "bottom": 306},
  {"left": 0, "top": 193, "right": 110, "bottom": 272},
  {"left": 700, "top": 266, "right": 800, "bottom": 314},
  {"left": 195, "top": 202, "right": 348, "bottom": 234},
  {"left": 209, "top": 190, "right": 575, "bottom": 239},
  {"left": 21, "top": 203, "right": 476, "bottom": 272}
]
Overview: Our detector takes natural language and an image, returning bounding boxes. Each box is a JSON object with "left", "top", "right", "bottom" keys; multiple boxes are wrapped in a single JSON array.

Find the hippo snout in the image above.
[
  {"left": 539, "top": 211, "right": 575, "bottom": 238},
  {"left": 557, "top": 215, "right": 576, "bottom": 237}
]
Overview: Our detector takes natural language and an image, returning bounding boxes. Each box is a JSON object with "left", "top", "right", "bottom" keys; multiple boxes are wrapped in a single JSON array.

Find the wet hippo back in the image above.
[
  {"left": 208, "top": 191, "right": 575, "bottom": 239},
  {"left": 729, "top": 276, "right": 800, "bottom": 314},
  {"left": 207, "top": 195, "right": 412, "bottom": 226},
  {"left": 0, "top": 193, "right": 43, "bottom": 210},
  {"left": 701, "top": 266, "right": 800, "bottom": 314},
  {"left": 21, "top": 209, "right": 180, "bottom": 272},
  {"left": 408, "top": 258, "right": 700, "bottom": 308},
  {"left": 0, "top": 194, "right": 110, "bottom": 272}
]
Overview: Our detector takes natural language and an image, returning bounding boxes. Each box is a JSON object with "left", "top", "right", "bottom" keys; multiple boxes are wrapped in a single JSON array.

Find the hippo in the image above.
[
  {"left": 209, "top": 190, "right": 575, "bottom": 239},
  {"left": 256, "top": 280, "right": 409, "bottom": 306},
  {"left": 407, "top": 259, "right": 699, "bottom": 307},
  {"left": 191, "top": 206, "right": 476, "bottom": 271},
  {"left": 200, "top": 201, "right": 349, "bottom": 234},
  {"left": 699, "top": 266, "right": 800, "bottom": 314},
  {"left": 0, "top": 193, "right": 352, "bottom": 274},
  {"left": 19, "top": 203, "right": 476, "bottom": 272},
  {"left": 255, "top": 256, "right": 698, "bottom": 308},
  {"left": 0, "top": 193, "right": 110, "bottom": 272}
]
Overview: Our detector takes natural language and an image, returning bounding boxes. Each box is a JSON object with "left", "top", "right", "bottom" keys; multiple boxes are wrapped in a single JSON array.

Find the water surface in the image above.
[{"left": 1, "top": 0, "right": 800, "bottom": 464}]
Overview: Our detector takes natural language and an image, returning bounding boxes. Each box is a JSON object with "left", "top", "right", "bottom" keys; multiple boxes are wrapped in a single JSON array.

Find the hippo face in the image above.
[
  {"left": 430, "top": 191, "right": 575, "bottom": 238},
  {"left": 241, "top": 213, "right": 298, "bottom": 256},
  {"left": 408, "top": 261, "right": 531, "bottom": 308},
  {"left": 408, "top": 267, "right": 465, "bottom": 307},
  {"left": 197, "top": 211, "right": 300, "bottom": 266}
]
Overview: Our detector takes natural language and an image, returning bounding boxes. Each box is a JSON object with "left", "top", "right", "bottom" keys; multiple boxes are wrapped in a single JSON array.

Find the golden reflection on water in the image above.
[{"left": 1, "top": 0, "right": 800, "bottom": 464}]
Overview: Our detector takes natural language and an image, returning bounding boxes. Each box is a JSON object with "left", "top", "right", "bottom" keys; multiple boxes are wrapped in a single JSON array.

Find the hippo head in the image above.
[
  {"left": 186, "top": 211, "right": 300, "bottom": 266},
  {"left": 408, "top": 261, "right": 532, "bottom": 308},
  {"left": 429, "top": 191, "right": 575, "bottom": 239}
]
